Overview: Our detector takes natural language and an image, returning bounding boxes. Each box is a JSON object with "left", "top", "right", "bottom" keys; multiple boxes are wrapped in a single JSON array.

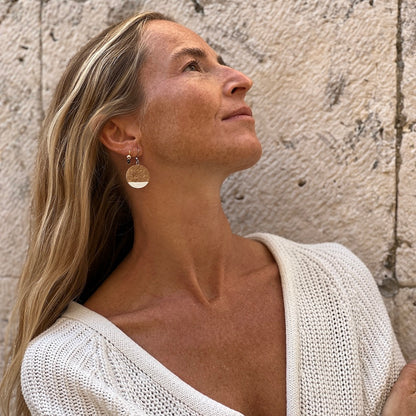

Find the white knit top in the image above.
[{"left": 21, "top": 233, "right": 405, "bottom": 415}]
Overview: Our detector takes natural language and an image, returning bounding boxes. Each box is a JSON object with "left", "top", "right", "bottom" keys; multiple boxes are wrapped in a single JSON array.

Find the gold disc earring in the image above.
[{"left": 126, "top": 153, "right": 150, "bottom": 188}]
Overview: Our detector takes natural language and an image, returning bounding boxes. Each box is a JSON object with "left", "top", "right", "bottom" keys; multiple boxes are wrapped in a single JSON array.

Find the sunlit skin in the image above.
[
  {"left": 86, "top": 20, "right": 286, "bottom": 416},
  {"left": 136, "top": 23, "right": 261, "bottom": 177},
  {"left": 382, "top": 360, "right": 416, "bottom": 416}
]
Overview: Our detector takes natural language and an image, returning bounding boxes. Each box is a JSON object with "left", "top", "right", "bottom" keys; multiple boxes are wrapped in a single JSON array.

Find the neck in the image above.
[{"left": 126, "top": 180, "right": 239, "bottom": 303}]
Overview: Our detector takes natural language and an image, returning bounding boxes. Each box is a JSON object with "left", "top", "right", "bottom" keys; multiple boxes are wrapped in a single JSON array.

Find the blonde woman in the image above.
[{"left": 0, "top": 10, "right": 412, "bottom": 416}]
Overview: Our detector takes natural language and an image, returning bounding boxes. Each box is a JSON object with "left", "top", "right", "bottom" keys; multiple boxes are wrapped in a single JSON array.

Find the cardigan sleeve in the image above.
[
  {"left": 21, "top": 324, "right": 147, "bottom": 416},
  {"left": 324, "top": 243, "right": 406, "bottom": 415}
]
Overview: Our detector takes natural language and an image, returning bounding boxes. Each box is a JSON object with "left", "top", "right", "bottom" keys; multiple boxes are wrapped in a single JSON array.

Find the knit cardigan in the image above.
[{"left": 21, "top": 233, "right": 405, "bottom": 415}]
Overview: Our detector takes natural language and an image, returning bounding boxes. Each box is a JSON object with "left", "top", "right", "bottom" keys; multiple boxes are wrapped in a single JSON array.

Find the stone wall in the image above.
[{"left": 1, "top": 0, "right": 415, "bottom": 374}]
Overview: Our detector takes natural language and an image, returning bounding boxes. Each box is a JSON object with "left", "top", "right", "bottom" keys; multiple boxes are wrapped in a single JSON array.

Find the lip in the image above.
[{"left": 222, "top": 106, "right": 253, "bottom": 121}]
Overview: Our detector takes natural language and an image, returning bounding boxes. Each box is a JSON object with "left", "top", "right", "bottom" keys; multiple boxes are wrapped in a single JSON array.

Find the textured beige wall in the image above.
[{"left": 1, "top": 0, "right": 415, "bottom": 372}]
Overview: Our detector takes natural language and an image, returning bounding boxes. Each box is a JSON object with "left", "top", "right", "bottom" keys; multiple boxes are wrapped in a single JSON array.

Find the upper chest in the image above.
[{"left": 111, "top": 267, "right": 286, "bottom": 416}]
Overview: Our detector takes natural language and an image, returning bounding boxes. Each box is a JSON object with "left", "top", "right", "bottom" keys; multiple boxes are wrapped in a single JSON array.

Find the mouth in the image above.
[{"left": 222, "top": 106, "right": 254, "bottom": 121}]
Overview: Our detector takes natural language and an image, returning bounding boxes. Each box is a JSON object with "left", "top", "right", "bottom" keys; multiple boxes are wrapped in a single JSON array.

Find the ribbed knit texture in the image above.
[{"left": 21, "top": 233, "right": 405, "bottom": 415}]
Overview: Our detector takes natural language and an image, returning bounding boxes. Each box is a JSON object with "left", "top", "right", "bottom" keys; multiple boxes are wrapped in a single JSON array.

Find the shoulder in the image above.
[
  {"left": 249, "top": 232, "right": 402, "bottom": 353},
  {"left": 21, "top": 303, "right": 121, "bottom": 414},
  {"left": 248, "top": 232, "right": 369, "bottom": 282},
  {"left": 251, "top": 232, "right": 388, "bottom": 310},
  {"left": 250, "top": 233, "right": 404, "bottom": 412},
  {"left": 21, "top": 308, "right": 100, "bottom": 390},
  {"left": 22, "top": 304, "right": 104, "bottom": 372}
]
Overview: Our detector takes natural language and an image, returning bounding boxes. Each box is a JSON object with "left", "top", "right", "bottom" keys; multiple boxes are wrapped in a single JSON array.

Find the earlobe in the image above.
[{"left": 100, "top": 115, "right": 141, "bottom": 156}]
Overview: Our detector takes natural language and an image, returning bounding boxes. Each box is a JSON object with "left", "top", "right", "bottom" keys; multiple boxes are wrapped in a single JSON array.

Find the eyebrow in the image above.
[{"left": 171, "top": 47, "right": 226, "bottom": 65}]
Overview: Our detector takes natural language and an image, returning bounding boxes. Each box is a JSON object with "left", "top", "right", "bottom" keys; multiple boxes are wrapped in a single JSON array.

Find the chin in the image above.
[{"left": 228, "top": 138, "right": 263, "bottom": 173}]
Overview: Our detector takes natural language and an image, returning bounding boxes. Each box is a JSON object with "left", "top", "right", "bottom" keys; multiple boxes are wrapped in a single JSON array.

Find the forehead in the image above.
[{"left": 143, "top": 20, "right": 215, "bottom": 59}]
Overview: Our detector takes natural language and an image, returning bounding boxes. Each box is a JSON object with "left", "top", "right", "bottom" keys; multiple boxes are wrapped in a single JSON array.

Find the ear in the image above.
[{"left": 100, "top": 114, "right": 142, "bottom": 156}]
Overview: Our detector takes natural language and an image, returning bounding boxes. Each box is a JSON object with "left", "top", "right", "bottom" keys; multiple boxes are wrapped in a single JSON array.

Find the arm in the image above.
[
  {"left": 320, "top": 243, "right": 406, "bottom": 413},
  {"left": 382, "top": 360, "right": 416, "bottom": 416}
]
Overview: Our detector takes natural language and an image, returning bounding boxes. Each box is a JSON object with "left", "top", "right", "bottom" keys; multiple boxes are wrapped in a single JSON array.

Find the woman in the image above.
[{"left": 0, "top": 10, "right": 410, "bottom": 415}]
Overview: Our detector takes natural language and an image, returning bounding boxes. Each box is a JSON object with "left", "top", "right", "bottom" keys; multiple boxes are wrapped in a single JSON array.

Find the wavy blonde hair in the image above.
[{"left": 0, "top": 11, "right": 170, "bottom": 415}]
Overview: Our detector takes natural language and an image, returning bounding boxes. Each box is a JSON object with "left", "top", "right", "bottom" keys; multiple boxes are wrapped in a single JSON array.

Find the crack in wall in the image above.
[
  {"left": 393, "top": 0, "right": 405, "bottom": 284},
  {"left": 380, "top": 0, "right": 405, "bottom": 297}
]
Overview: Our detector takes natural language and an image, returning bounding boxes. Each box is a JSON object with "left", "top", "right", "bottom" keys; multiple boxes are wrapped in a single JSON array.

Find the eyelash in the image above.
[{"left": 183, "top": 60, "right": 202, "bottom": 72}]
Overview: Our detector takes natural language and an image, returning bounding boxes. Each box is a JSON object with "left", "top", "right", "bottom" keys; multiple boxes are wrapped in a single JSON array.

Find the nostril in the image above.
[{"left": 231, "top": 87, "right": 238, "bottom": 94}]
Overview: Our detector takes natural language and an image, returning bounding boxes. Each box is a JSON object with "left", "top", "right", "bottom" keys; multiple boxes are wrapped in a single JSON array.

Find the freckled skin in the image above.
[
  {"left": 91, "top": 20, "right": 286, "bottom": 416},
  {"left": 137, "top": 21, "right": 262, "bottom": 177}
]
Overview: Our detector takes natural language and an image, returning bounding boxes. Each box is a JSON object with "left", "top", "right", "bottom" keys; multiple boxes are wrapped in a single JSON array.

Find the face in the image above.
[{"left": 136, "top": 20, "right": 262, "bottom": 178}]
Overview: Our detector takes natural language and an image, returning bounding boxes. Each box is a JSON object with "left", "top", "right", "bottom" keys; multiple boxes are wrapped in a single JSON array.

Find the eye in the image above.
[{"left": 183, "top": 60, "right": 202, "bottom": 72}]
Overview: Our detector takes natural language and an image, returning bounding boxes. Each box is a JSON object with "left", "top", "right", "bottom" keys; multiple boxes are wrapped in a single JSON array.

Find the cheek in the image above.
[{"left": 140, "top": 85, "right": 220, "bottom": 158}]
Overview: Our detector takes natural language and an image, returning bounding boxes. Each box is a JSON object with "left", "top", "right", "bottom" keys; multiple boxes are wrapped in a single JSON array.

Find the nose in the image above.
[{"left": 223, "top": 67, "right": 253, "bottom": 96}]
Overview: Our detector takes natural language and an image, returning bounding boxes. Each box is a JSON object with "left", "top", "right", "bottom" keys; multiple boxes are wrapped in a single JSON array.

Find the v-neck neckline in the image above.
[{"left": 64, "top": 233, "right": 300, "bottom": 416}]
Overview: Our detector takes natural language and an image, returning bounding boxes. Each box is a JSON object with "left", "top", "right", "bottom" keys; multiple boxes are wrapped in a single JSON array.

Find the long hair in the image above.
[{"left": 0, "top": 11, "right": 170, "bottom": 415}]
